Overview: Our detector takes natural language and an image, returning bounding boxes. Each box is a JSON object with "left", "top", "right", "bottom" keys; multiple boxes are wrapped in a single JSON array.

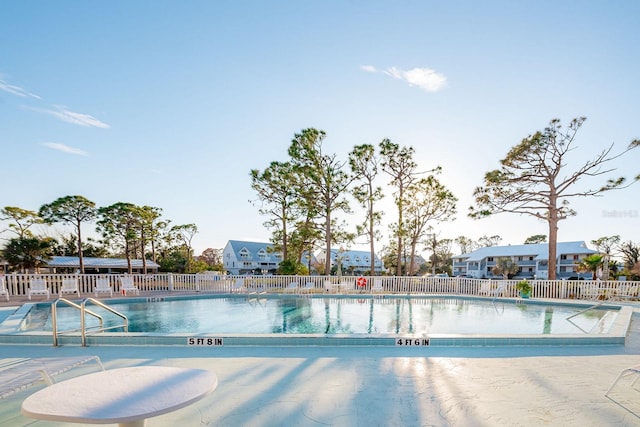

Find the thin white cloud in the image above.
[
  {"left": 26, "top": 105, "right": 110, "bottom": 128},
  {"left": 384, "top": 67, "right": 447, "bottom": 92},
  {"left": 40, "top": 142, "right": 89, "bottom": 156},
  {"left": 0, "top": 79, "right": 41, "bottom": 99},
  {"left": 360, "top": 65, "right": 378, "bottom": 73},
  {"left": 362, "top": 65, "right": 447, "bottom": 92}
]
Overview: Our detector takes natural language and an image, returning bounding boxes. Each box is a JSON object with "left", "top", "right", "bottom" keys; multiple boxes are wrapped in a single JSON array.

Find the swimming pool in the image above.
[{"left": 12, "top": 294, "right": 627, "bottom": 340}]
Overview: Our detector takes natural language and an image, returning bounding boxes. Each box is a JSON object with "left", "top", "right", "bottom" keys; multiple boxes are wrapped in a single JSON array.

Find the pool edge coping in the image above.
[{"left": 0, "top": 296, "right": 632, "bottom": 347}]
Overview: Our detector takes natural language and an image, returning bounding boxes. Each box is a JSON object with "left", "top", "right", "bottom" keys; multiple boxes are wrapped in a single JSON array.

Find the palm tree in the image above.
[
  {"left": 491, "top": 257, "right": 519, "bottom": 279},
  {"left": 577, "top": 254, "right": 604, "bottom": 279},
  {"left": 3, "top": 237, "right": 54, "bottom": 273}
]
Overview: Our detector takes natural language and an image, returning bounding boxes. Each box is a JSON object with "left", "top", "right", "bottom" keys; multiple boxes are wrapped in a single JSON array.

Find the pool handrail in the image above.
[
  {"left": 51, "top": 298, "right": 129, "bottom": 346},
  {"left": 80, "top": 298, "right": 128, "bottom": 346},
  {"left": 52, "top": 298, "right": 103, "bottom": 347}
]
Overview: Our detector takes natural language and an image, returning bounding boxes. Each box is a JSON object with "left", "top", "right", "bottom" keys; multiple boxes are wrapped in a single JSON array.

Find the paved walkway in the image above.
[{"left": 0, "top": 309, "right": 639, "bottom": 426}]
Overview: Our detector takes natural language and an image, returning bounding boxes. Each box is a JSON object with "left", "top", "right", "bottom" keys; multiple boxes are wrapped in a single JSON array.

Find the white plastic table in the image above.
[{"left": 21, "top": 366, "right": 218, "bottom": 427}]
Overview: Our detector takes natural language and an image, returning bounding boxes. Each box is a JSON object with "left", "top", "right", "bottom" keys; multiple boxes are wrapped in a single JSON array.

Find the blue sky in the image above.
[{"left": 1, "top": 1, "right": 638, "bottom": 256}]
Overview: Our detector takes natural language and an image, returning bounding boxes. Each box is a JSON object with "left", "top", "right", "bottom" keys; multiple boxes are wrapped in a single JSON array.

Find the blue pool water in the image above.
[
  {"left": 22, "top": 296, "right": 618, "bottom": 336},
  {"left": 0, "top": 307, "right": 14, "bottom": 324}
]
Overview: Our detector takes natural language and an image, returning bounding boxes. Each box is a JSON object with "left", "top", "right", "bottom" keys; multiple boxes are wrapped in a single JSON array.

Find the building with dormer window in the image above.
[
  {"left": 224, "top": 240, "right": 325, "bottom": 275},
  {"left": 451, "top": 241, "right": 598, "bottom": 279},
  {"left": 223, "top": 240, "right": 284, "bottom": 275},
  {"left": 316, "top": 248, "right": 386, "bottom": 275}
]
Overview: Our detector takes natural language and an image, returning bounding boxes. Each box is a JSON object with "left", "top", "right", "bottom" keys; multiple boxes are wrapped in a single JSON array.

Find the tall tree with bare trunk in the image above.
[
  {"left": 349, "top": 143, "right": 384, "bottom": 275},
  {"left": 470, "top": 117, "right": 639, "bottom": 279},
  {"left": 288, "top": 128, "right": 354, "bottom": 275},
  {"left": 39, "top": 195, "right": 96, "bottom": 274}
]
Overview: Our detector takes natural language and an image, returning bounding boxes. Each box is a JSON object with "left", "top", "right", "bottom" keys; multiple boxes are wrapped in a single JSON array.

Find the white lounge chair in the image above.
[
  {"left": 581, "top": 282, "right": 602, "bottom": 300},
  {"left": 0, "top": 276, "right": 9, "bottom": 302},
  {"left": 613, "top": 283, "right": 638, "bottom": 301},
  {"left": 479, "top": 281, "right": 491, "bottom": 296},
  {"left": 323, "top": 280, "right": 334, "bottom": 293},
  {"left": 605, "top": 364, "right": 640, "bottom": 398},
  {"left": 232, "top": 278, "right": 246, "bottom": 293},
  {"left": 303, "top": 282, "right": 315, "bottom": 293},
  {"left": 0, "top": 356, "right": 104, "bottom": 400},
  {"left": 286, "top": 282, "right": 299, "bottom": 293},
  {"left": 371, "top": 279, "right": 383, "bottom": 293},
  {"left": 28, "top": 278, "right": 50, "bottom": 300},
  {"left": 337, "top": 282, "right": 352, "bottom": 293},
  {"left": 493, "top": 281, "right": 509, "bottom": 299},
  {"left": 94, "top": 278, "right": 113, "bottom": 297},
  {"left": 119, "top": 276, "right": 140, "bottom": 296},
  {"left": 59, "top": 278, "right": 80, "bottom": 298}
]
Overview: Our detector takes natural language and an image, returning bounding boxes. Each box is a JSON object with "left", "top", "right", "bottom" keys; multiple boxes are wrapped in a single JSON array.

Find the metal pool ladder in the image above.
[{"left": 51, "top": 298, "right": 129, "bottom": 347}]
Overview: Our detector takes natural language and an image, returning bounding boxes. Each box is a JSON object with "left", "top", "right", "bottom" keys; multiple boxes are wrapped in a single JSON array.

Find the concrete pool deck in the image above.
[{"left": 0, "top": 304, "right": 639, "bottom": 426}]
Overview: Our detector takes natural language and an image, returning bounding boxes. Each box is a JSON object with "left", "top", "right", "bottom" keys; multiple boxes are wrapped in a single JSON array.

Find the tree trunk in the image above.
[
  {"left": 548, "top": 210, "right": 558, "bottom": 281},
  {"left": 409, "top": 241, "right": 417, "bottom": 276},
  {"left": 76, "top": 220, "right": 85, "bottom": 274},
  {"left": 368, "top": 189, "right": 376, "bottom": 275},
  {"left": 396, "top": 183, "right": 404, "bottom": 276},
  {"left": 369, "top": 240, "right": 375, "bottom": 275},
  {"left": 125, "top": 241, "right": 133, "bottom": 274},
  {"left": 281, "top": 205, "right": 288, "bottom": 261},
  {"left": 151, "top": 240, "right": 157, "bottom": 262},
  {"left": 324, "top": 209, "right": 332, "bottom": 275}
]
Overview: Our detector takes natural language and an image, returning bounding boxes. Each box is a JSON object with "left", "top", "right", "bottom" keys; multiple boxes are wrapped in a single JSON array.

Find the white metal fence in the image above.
[{"left": 2, "top": 273, "right": 639, "bottom": 301}]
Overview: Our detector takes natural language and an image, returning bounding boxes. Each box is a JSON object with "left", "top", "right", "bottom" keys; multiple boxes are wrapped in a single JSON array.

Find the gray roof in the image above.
[
  {"left": 226, "top": 240, "right": 282, "bottom": 262},
  {"left": 47, "top": 256, "right": 160, "bottom": 269},
  {"left": 457, "top": 241, "right": 597, "bottom": 262}
]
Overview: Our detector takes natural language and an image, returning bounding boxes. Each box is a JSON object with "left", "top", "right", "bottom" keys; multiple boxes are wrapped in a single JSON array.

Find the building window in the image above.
[
  {"left": 258, "top": 249, "right": 269, "bottom": 261},
  {"left": 487, "top": 257, "right": 494, "bottom": 262},
  {"left": 561, "top": 255, "right": 567, "bottom": 260},
  {"left": 573, "top": 255, "right": 579, "bottom": 260}
]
